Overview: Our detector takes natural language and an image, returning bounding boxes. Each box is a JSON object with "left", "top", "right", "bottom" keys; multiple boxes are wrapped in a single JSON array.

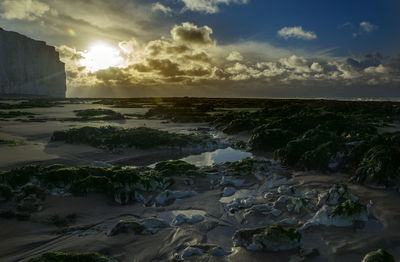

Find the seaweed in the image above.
[
  {"left": 331, "top": 200, "right": 367, "bottom": 217},
  {"left": 154, "top": 160, "right": 198, "bottom": 177},
  {"left": 51, "top": 126, "right": 211, "bottom": 149}
]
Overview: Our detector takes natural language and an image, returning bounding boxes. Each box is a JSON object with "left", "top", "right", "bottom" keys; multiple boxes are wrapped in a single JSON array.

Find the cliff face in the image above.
[{"left": 0, "top": 28, "right": 66, "bottom": 98}]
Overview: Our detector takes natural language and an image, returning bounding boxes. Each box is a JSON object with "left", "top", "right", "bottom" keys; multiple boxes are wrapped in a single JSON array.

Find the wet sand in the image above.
[{"left": 1, "top": 101, "right": 399, "bottom": 262}]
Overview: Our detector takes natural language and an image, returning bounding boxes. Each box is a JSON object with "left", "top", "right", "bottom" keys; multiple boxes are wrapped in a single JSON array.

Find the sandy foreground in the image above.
[{"left": 0, "top": 102, "right": 399, "bottom": 262}]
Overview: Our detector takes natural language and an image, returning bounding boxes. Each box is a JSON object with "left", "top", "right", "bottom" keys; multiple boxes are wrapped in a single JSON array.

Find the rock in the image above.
[
  {"left": 108, "top": 220, "right": 150, "bottom": 236},
  {"left": 139, "top": 218, "right": 169, "bottom": 233},
  {"left": 172, "top": 214, "right": 188, "bottom": 226},
  {"left": 0, "top": 28, "right": 66, "bottom": 97},
  {"left": 223, "top": 187, "right": 237, "bottom": 197},
  {"left": 301, "top": 200, "right": 368, "bottom": 229},
  {"left": 17, "top": 195, "right": 43, "bottom": 212},
  {"left": 264, "top": 192, "right": 275, "bottom": 198},
  {"left": 187, "top": 214, "right": 204, "bottom": 224},
  {"left": 279, "top": 218, "right": 298, "bottom": 225},
  {"left": 172, "top": 214, "right": 205, "bottom": 226},
  {"left": 220, "top": 176, "right": 245, "bottom": 187},
  {"left": 276, "top": 195, "right": 289, "bottom": 204},
  {"left": 362, "top": 249, "right": 395, "bottom": 262},
  {"left": 233, "top": 227, "right": 265, "bottom": 248},
  {"left": 172, "top": 190, "right": 198, "bottom": 199},
  {"left": 155, "top": 190, "right": 176, "bottom": 206},
  {"left": 270, "top": 208, "right": 282, "bottom": 217},
  {"left": 252, "top": 224, "right": 301, "bottom": 251},
  {"left": 251, "top": 203, "right": 274, "bottom": 212},
  {"left": 208, "top": 247, "right": 231, "bottom": 256},
  {"left": 234, "top": 225, "right": 301, "bottom": 252},
  {"left": 325, "top": 184, "right": 350, "bottom": 205},
  {"left": 181, "top": 247, "right": 203, "bottom": 258}
]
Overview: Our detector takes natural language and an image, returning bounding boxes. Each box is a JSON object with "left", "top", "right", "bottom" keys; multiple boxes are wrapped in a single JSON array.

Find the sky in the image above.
[{"left": 0, "top": 0, "right": 399, "bottom": 98}]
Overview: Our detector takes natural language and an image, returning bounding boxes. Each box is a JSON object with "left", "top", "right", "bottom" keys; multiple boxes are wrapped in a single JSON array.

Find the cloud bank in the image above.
[{"left": 56, "top": 22, "right": 400, "bottom": 98}]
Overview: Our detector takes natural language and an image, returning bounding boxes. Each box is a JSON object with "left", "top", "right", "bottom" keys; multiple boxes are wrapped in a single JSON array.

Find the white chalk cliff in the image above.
[{"left": 0, "top": 28, "right": 66, "bottom": 97}]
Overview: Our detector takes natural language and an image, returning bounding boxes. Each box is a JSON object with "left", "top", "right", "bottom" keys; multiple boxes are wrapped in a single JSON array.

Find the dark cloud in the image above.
[{"left": 171, "top": 22, "right": 214, "bottom": 46}]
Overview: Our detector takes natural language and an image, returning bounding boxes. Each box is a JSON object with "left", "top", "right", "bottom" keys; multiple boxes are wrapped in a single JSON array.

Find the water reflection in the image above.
[{"left": 181, "top": 147, "right": 252, "bottom": 167}]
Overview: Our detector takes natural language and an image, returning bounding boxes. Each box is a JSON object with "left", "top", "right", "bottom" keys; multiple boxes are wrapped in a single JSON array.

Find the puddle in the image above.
[{"left": 181, "top": 147, "right": 252, "bottom": 167}]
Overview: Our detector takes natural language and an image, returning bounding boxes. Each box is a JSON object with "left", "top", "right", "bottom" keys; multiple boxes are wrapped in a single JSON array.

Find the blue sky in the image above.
[
  {"left": 0, "top": 0, "right": 399, "bottom": 98},
  {"left": 173, "top": 0, "right": 400, "bottom": 56}
]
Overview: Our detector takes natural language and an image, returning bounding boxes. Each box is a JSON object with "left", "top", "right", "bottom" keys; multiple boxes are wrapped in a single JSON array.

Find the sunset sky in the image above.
[{"left": 0, "top": 0, "right": 399, "bottom": 98}]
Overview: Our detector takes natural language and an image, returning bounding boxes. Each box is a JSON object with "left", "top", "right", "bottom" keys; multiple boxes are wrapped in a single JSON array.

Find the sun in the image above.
[{"left": 80, "top": 44, "right": 123, "bottom": 71}]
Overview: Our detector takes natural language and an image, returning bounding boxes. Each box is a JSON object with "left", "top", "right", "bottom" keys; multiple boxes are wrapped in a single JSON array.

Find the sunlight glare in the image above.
[{"left": 80, "top": 44, "right": 123, "bottom": 72}]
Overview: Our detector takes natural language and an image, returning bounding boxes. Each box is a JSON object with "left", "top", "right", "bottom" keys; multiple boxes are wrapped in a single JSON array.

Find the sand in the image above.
[{"left": 0, "top": 101, "right": 399, "bottom": 262}]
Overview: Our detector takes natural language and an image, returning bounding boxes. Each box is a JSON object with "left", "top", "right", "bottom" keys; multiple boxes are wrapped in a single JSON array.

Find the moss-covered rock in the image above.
[
  {"left": 0, "top": 183, "right": 12, "bottom": 201},
  {"left": 362, "top": 249, "right": 395, "bottom": 262},
  {"left": 231, "top": 158, "right": 255, "bottom": 176},
  {"left": 252, "top": 224, "right": 301, "bottom": 251},
  {"left": 331, "top": 200, "right": 367, "bottom": 218},
  {"left": 154, "top": 160, "right": 198, "bottom": 177},
  {"left": 28, "top": 252, "right": 113, "bottom": 262},
  {"left": 233, "top": 225, "right": 301, "bottom": 252},
  {"left": 18, "top": 183, "right": 47, "bottom": 200},
  {"left": 355, "top": 144, "right": 400, "bottom": 186},
  {"left": 51, "top": 126, "right": 210, "bottom": 150},
  {"left": 17, "top": 195, "right": 43, "bottom": 212},
  {"left": 70, "top": 176, "right": 113, "bottom": 196},
  {"left": 249, "top": 126, "right": 296, "bottom": 151},
  {"left": 108, "top": 220, "right": 149, "bottom": 236}
]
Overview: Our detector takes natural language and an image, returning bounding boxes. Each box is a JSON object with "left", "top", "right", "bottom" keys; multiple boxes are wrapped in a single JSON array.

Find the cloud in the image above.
[
  {"left": 56, "top": 22, "right": 399, "bottom": 98},
  {"left": 152, "top": 2, "right": 172, "bottom": 15},
  {"left": 171, "top": 22, "right": 215, "bottom": 46},
  {"left": 227, "top": 51, "right": 243, "bottom": 61},
  {"left": 360, "top": 21, "right": 378, "bottom": 33},
  {"left": 277, "top": 26, "right": 317, "bottom": 40},
  {"left": 0, "top": 0, "right": 50, "bottom": 21},
  {"left": 180, "top": 0, "right": 249, "bottom": 14}
]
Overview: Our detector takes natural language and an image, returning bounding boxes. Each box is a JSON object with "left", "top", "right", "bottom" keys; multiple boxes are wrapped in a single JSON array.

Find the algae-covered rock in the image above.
[
  {"left": 17, "top": 195, "right": 43, "bottom": 212},
  {"left": 249, "top": 126, "right": 296, "bottom": 151},
  {"left": 252, "top": 224, "right": 301, "bottom": 251},
  {"left": 355, "top": 145, "right": 400, "bottom": 186},
  {"left": 28, "top": 252, "right": 113, "bottom": 262},
  {"left": 362, "top": 249, "right": 395, "bottom": 262},
  {"left": 108, "top": 220, "right": 150, "bottom": 236},
  {"left": 331, "top": 199, "right": 367, "bottom": 218},
  {"left": 18, "top": 183, "right": 47, "bottom": 200},
  {"left": 51, "top": 126, "right": 210, "bottom": 150},
  {"left": 302, "top": 200, "right": 368, "bottom": 229},
  {"left": 0, "top": 183, "right": 12, "bottom": 201},
  {"left": 70, "top": 176, "right": 113, "bottom": 196},
  {"left": 154, "top": 160, "right": 198, "bottom": 177},
  {"left": 231, "top": 158, "right": 255, "bottom": 176},
  {"left": 233, "top": 225, "right": 301, "bottom": 252}
]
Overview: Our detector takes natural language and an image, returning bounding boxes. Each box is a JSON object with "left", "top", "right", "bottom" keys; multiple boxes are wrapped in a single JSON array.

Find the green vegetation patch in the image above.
[
  {"left": 362, "top": 249, "right": 395, "bottom": 262},
  {"left": 0, "top": 111, "right": 36, "bottom": 118},
  {"left": 154, "top": 160, "right": 199, "bottom": 176},
  {"left": 51, "top": 126, "right": 211, "bottom": 150},
  {"left": 331, "top": 200, "right": 367, "bottom": 217}
]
